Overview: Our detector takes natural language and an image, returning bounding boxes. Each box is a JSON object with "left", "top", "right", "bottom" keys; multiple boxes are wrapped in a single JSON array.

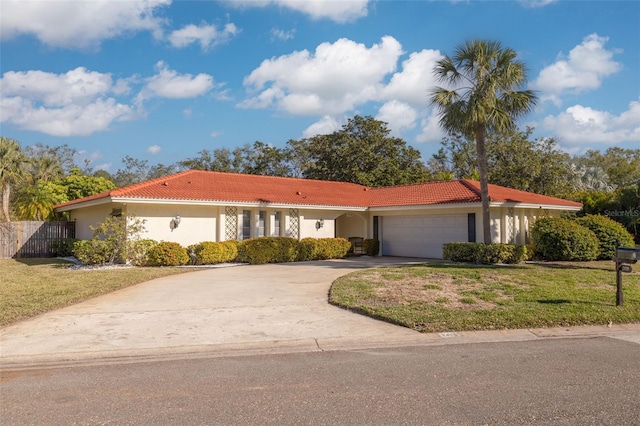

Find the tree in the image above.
[
  {"left": 242, "top": 141, "right": 292, "bottom": 177},
  {"left": 59, "top": 168, "right": 117, "bottom": 200},
  {"left": 24, "top": 143, "right": 78, "bottom": 180},
  {"left": 0, "top": 137, "right": 27, "bottom": 221},
  {"left": 13, "top": 182, "right": 65, "bottom": 221},
  {"left": 302, "top": 116, "right": 429, "bottom": 187},
  {"left": 430, "top": 39, "right": 537, "bottom": 243},
  {"left": 283, "top": 138, "right": 312, "bottom": 178},
  {"left": 578, "top": 148, "right": 640, "bottom": 189},
  {"left": 178, "top": 142, "right": 292, "bottom": 177},
  {"left": 429, "top": 128, "right": 573, "bottom": 197},
  {"left": 113, "top": 156, "right": 177, "bottom": 187}
]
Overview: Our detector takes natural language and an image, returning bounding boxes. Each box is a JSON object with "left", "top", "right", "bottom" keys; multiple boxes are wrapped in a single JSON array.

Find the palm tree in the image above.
[
  {"left": 14, "top": 183, "right": 58, "bottom": 221},
  {"left": 430, "top": 39, "right": 538, "bottom": 244},
  {"left": 29, "top": 154, "right": 64, "bottom": 183},
  {"left": 0, "top": 137, "right": 27, "bottom": 222}
]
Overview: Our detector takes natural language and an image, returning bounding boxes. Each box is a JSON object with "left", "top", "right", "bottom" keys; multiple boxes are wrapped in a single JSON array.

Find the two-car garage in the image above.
[{"left": 380, "top": 214, "right": 471, "bottom": 259}]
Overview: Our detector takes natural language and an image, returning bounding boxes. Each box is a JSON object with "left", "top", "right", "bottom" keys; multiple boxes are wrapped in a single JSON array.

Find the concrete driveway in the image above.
[
  {"left": 2, "top": 257, "right": 638, "bottom": 367},
  {"left": 0, "top": 257, "right": 436, "bottom": 365}
]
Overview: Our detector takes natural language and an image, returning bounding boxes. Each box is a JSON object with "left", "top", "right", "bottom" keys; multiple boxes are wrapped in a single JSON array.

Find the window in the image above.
[
  {"left": 258, "top": 211, "right": 266, "bottom": 237},
  {"left": 242, "top": 210, "right": 251, "bottom": 240},
  {"left": 274, "top": 211, "right": 281, "bottom": 237}
]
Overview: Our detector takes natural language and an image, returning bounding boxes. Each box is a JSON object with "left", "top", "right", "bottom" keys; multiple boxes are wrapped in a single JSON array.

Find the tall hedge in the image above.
[
  {"left": 575, "top": 214, "right": 635, "bottom": 260},
  {"left": 531, "top": 217, "right": 600, "bottom": 261}
]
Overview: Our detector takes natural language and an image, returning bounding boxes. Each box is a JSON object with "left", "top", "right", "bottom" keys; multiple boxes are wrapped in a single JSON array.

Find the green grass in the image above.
[
  {"left": 0, "top": 258, "right": 190, "bottom": 326},
  {"left": 329, "top": 261, "right": 640, "bottom": 333}
]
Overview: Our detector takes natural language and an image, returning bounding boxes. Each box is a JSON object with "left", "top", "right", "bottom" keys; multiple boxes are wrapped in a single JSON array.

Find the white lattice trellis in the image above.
[
  {"left": 288, "top": 209, "right": 299, "bottom": 239},
  {"left": 225, "top": 206, "right": 238, "bottom": 240}
]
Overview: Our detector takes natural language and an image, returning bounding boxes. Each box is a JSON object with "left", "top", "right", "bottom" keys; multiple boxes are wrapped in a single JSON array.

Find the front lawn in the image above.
[
  {"left": 329, "top": 261, "right": 640, "bottom": 333},
  {"left": 0, "top": 258, "right": 189, "bottom": 326}
]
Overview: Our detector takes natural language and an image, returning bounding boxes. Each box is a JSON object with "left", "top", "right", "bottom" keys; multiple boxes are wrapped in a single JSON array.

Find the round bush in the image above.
[
  {"left": 531, "top": 217, "right": 600, "bottom": 261},
  {"left": 147, "top": 241, "right": 189, "bottom": 266},
  {"left": 72, "top": 239, "right": 113, "bottom": 265},
  {"left": 575, "top": 214, "right": 635, "bottom": 260},
  {"left": 127, "top": 239, "right": 158, "bottom": 266}
]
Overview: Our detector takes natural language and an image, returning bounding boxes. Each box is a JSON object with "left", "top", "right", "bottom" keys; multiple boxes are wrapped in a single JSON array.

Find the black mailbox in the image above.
[{"left": 615, "top": 247, "right": 638, "bottom": 264}]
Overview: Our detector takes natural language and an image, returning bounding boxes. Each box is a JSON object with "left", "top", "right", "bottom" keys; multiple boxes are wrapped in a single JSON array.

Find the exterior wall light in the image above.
[
  {"left": 170, "top": 215, "right": 181, "bottom": 231},
  {"left": 315, "top": 218, "right": 324, "bottom": 230}
]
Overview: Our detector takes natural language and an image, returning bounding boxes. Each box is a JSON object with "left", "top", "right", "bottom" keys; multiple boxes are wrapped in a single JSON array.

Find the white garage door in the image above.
[{"left": 381, "top": 214, "right": 469, "bottom": 259}]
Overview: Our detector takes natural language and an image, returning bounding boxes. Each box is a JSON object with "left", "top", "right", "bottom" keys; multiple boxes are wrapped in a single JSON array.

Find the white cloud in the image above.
[
  {"left": 302, "top": 115, "right": 342, "bottom": 138},
  {"left": 183, "top": 108, "right": 193, "bottom": 118},
  {"left": 168, "top": 22, "right": 239, "bottom": 50},
  {"left": 210, "top": 131, "right": 222, "bottom": 138},
  {"left": 0, "top": 0, "right": 170, "bottom": 49},
  {"left": 533, "top": 33, "right": 622, "bottom": 105},
  {"left": 0, "top": 67, "right": 136, "bottom": 136},
  {"left": 376, "top": 101, "right": 417, "bottom": 136},
  {"left": 518, "top": 0, "right": 556, "bottom": 8},
  {"left": 541, "top": 100, "right": 640, "bottom": 146},
  {"left": 416, "top": 109, "right": 446, "bottom": 144},
  {"left": 147, "top": 145, "right": 162, "bottom": 154},
  {"left": 229, "top": 0, "right": 369, "bottom": 23},
  {"left": 381, "top": 49, "right": 443, "bottom": 107},
  {"left": 137, "top": 61, "right": 215, "bottom": 102},
  {"left": 270, "top": 27, "right": 296, "bottom": 41},
  {"left": 241, "top": 36, "right": 403, "bottom": 115}
]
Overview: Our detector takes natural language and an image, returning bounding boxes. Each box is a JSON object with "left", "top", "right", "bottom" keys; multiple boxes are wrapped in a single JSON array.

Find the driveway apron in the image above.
[{"left": 0, "top": 258, "right": 431, "bottom": 364}]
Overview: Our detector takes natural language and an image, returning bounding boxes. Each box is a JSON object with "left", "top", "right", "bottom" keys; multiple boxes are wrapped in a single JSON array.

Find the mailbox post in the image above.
[{"left": 614, "top": 247, "right": 638, "bottom": 306}]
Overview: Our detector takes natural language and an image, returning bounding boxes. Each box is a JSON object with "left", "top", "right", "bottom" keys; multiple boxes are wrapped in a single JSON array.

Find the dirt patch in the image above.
[{"left": 356, "top": 271, "right": 513, "bottom": 310}]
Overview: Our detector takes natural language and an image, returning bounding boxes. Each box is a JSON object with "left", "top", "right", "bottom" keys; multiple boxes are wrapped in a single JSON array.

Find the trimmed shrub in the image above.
[
  {"left": 220, "top": 240, "right": 239, "bottom": 262},
  {"left": 298, "top": 238, "right": 319, "bottom": 261},
  {"left": 575, "top": 214, "right": 635, "bottom": 260},
  {"left": 297, "top": 238, "right": 352, "bottom": 261},
  {"left": 147, "top": 241, "right": 189, "bottom": 266},
  {"left": 237, "top": 237, "right": 301, "bottom": 264},
  {"left": 189, "top": 241, "right": 239, "bottom": 264},
  {"left": 319, "top": 238, "right": 351, "bottom": 259},
  {"left": 443, "top": 242, "right": 531, "bottom": 264},
  {"left": 236, "top": 237, "right": 352, "bottom": 264},
  {"left": 127, "top": 239, "right": 158, "bottom": 266},
  {"left": 73, "top": 240, "right": 113, "bottom": 265},
  {"left": 531, "top": 217, "right": 600, "bottom": 261},
  {"left": 363, "top": 239, "right": 380, "bottom": 256},
  {"left": 50, "top": 238, "right": 78, "bottom": 257}
]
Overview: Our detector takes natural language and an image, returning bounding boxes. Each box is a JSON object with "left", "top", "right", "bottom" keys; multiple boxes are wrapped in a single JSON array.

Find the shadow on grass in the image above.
[
  {"left": 414, "top": 262, "right": 529, "bottom": 271},
  {"left": 9, "top": 257, "right": 72, "bottom": 267},
  {"left": 537, "top": 299, "right": 572, "bottom": 304},
  {"left": 526, "top": 261, "right": 615, "bottom": 272}
]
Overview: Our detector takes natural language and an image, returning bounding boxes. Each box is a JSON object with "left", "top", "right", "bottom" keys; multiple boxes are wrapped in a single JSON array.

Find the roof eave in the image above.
[
  {"left": 86, "top": 196, "right": 369, "bottom": 211},
  {"left": 54, "top": 196, "right": 114, "bottom": 212}
]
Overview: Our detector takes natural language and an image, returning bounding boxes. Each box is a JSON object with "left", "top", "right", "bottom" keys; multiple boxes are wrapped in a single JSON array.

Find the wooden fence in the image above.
[{"left": 0, "top": 221, "right": 76, "bottom": 259}]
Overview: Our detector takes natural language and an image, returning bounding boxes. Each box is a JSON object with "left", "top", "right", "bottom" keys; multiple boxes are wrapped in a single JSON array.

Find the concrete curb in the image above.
[{"left": 3, "top": 324, "right": 638, "bottom": 370}]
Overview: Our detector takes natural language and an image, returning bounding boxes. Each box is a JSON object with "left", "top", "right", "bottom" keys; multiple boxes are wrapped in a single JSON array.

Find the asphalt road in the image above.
[{"left": 2, "top": 337, "right": 639, "bottom": 425}]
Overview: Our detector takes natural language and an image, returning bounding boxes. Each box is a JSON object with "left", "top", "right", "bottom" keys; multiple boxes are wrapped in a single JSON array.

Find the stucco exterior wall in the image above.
[
  {"left": 69, "top": 203, "right": 122, "bottom": 240},
  {"left": 299, "top": 209, "right": 345, "bottom": 239},
  {"left": 127, "top": 204, "right": 219, "bottom": 246}
]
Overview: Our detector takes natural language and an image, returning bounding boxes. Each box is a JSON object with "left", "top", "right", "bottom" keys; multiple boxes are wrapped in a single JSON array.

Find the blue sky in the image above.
[{"left": 1, "top": 0, "right": 639, "bottom": 173}]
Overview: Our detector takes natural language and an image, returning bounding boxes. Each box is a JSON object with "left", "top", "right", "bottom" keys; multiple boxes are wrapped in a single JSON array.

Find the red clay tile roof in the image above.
[
  {"left": 369, "top": 180, "right": 479, "bottom": 207},
  {"left": 368, "top": 179, "right": 582, "bottom": 208},
  {"left": 55, "top": 170, "right": 372, "bottom": 209},
  {"left": 460, "top": 180, "right": 583, "bottom": 208},
  {"left": 54, "top": 170, "right": 582, "bottom": 210}
]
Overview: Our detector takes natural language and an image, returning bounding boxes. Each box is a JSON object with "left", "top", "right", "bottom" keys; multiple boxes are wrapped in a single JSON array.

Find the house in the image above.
[{"left": 54, "top": 170, "right": 582, "bottom": 259}]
